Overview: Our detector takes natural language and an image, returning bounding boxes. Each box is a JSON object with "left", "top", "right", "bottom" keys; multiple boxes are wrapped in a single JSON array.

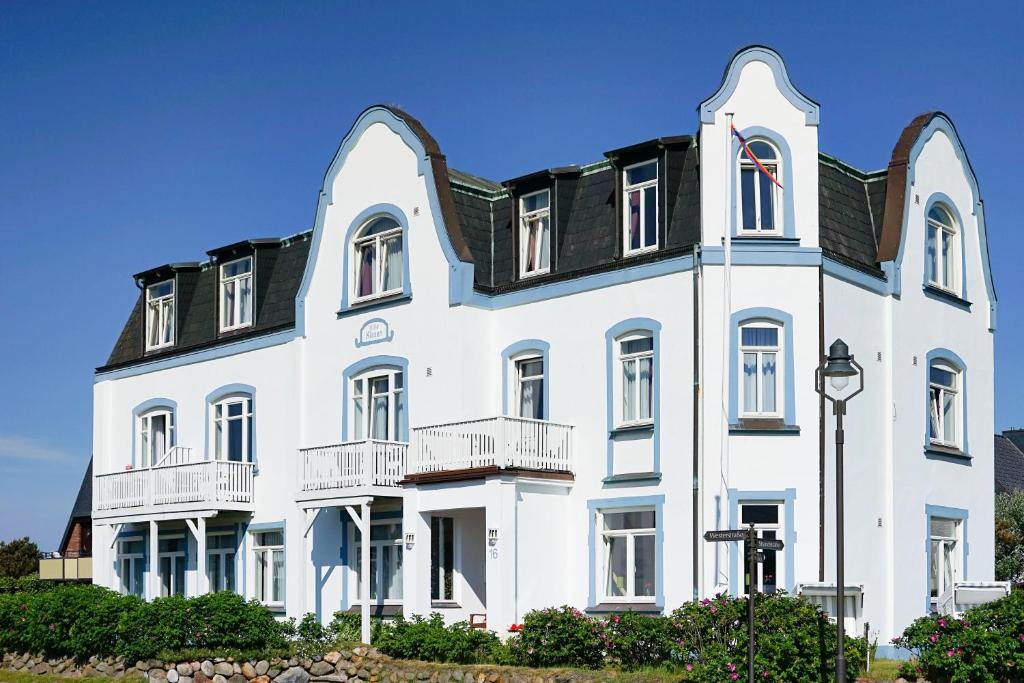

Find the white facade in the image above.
[{"left": 90, "top": 46, "right": 996, "bottom": 652}]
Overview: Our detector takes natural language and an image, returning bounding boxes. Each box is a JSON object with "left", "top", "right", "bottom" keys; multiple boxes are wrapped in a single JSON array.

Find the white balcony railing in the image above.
[
  {"left": 95, "top": 460, "right": 254, "bottom": 512},
  {"left": 297, "top": 440, "right": 408, "bottom": 493},
  {"left": 410, "top": 416, "right": 574, "bottom": 475}
]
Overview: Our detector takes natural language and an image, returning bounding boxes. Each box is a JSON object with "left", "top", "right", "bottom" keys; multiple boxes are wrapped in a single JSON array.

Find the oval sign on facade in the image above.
[{"left": 355, "top": 318, "right": 394, "bottom": 347}]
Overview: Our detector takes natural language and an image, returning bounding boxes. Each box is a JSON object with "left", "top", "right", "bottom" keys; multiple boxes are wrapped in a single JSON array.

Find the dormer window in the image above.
[
  {"left": 220, "top": 256, "right": 253, "bottom": 331},
  {"left": 520, "top": 190, "right": 551, "bottom": 277},
  {"left": 739, "top": 140, "right": 781, "bottom": 234},
  {"left": 353, "top": 216, "right": 403, "bottom": 302},
  {"left": 623, "top": 161, "right": 658, "bottom": 255},
  {"left": 145, "top": 280, "right": 175, "bottom": 350},
  {"left": 926, "top": 205, "right": 959, "bottom": 294}
]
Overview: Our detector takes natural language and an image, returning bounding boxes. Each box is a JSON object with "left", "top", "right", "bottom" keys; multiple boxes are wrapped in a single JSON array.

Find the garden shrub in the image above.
[
  {"left": 895, "top": 589, "right": 1024, "bottom": 683},
  {"left": 602, "top": 610, "right": 681, "bottom": 671},
  {"left": 373, "top": 613, "right": 505, "bottom": 664},
  {"left": 327, "top": 611, "right": 384, "bottom": 644},
  {"left": 510, "top": 605, "right": 606, "bottom": 669},
  {"left": 0, "top": 576, "right": 48, "bottom": 595}
]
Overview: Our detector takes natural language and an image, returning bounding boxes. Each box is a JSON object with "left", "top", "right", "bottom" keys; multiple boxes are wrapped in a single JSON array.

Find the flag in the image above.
[{"left": 731, "top": 123, "right": 783, "bottom": 189}]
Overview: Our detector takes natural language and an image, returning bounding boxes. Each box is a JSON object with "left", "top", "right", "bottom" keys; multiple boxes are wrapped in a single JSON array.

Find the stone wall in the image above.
[{"left": 2, "top": 650, "right": 605, "bottom": 683}]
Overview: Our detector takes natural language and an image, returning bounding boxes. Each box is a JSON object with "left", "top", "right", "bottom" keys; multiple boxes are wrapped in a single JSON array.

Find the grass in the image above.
[
  {"left": 0, "top": 673, "right": 136, "bottom": 683},
  {"left": 858, "top": 658, "right": 905, "bottom": 681}
]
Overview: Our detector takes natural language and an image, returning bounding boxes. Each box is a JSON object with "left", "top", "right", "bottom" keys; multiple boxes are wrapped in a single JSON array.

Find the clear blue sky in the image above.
[{"left": 1, "top": 1, "right": 1021, "bottom": 547}]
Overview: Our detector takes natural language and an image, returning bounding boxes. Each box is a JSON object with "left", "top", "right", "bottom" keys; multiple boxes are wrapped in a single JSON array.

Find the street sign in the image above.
[
  {"left": 755, "top": 538, "right": 785, "bottom": 551},
  {"left": 755, "top": 551, "right": 765, "bottom": 563},
  {"left": 703, "top": 529, "right": 748, "bottom": 542}
]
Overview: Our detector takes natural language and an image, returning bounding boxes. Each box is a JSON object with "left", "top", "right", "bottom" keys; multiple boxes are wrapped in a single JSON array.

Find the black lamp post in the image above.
[{"left": 815, "top": 339, "right": 863, "bottom": 683}]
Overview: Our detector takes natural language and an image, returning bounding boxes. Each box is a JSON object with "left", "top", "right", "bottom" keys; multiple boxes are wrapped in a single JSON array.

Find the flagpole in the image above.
[{"left": 718, "top": 112, "right": 734, "bottom": 591}]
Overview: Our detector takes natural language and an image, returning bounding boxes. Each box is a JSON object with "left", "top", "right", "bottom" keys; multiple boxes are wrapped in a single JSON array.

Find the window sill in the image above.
[
  {"left": 730, "top": 419, "right": 800, "bottom": 435},
  {"left": 610, "top": 423, "right": 655, "bottom": 436},
  {"left": 262, "top": 602, "right": 285, "bottom": 613},
  {"left": 922, "top": 285, "right": 972, "bottom": 311},
  {"left": 586, "top": 602, "right": 661, "bottom": 614},
  {"left": 729, "top": 235, "right": 798, "bottom": 245},
  {"left": 519, "top": 269, "right": 550, "bottom": 280},
  {"left": 622, "top": 246, "right": 659, "bottom": 259},
  {"left": 924, "top": 444, "right": 972, "bottom": 463},
  {"left": 337, "top": 292, "right": 411, "bottom": 318},
  {"left": 346, "top": 604, "right": 403, "bottom": 617},
  {"left": 219, "top": 323, "right": 254, "bottom": 335},
  {"left": 602, "top": 472, "right": 662, "bottom": 485},
  {"left": 430, "top": 601, "right": 461, "bottom": 609}
]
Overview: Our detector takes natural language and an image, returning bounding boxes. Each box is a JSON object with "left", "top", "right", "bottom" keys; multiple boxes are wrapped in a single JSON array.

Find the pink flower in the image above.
[
  {"left": 947, "top": 650, "right": 954, "bottom": 657},
  {"left": 702, "top": 598, "right": 711, "bottom": 606},
  {"left": 762, "top": 673, "right": 769, "bottom": 679},
  {"left": 686, "top": 664, "right": 693, "bottom": 672},
  {"left": 613, "top": 616, "right": 620, "bottom": 623},
  {"left": 727, "top": 662, "right": 737, "bottom": 672},
  {"left": 711, "top": 606, "right": 718, "bottom": 614},
  {"left": 731, "top": 674, "right": 738, "bottom": 681},
  {"left": 930, "top": 634, "right": 937, "bottom": 643},
  {"left": 938, "top": 618, "right": 947, "bottom": 628}
]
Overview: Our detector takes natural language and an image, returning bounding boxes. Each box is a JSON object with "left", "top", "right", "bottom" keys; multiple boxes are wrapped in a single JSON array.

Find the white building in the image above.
[{"left": 90, "top": 46, "right": 996, "bottom": 655}]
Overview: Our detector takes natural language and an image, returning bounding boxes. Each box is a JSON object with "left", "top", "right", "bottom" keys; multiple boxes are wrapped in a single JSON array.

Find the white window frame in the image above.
[
  {"left": 157, "top": 533, "right": 186, "bottom": 598},
  {"left": 513, "top": 354, "right": 545, "bottom": 420},
  {"left": 738, "top": 501, "right": 785, "bottom": 595},
  {"left": 137, "top": 408, "right": 174, "bottom": 468},
  {"left": 622, "top": 160, "right": 659, "bottom": 255},
  {"left": 929, "top": 361, "right": 960, "bottom": 448},
  {"left": 206, "top": 530, "right": 237, "bottom": 593},
  {"left": 739, "top": 322, "right": 782, "bottom": 418},
  {"left": 145, "top": 280, "right": 175, "bottom": 350},
  {"left": 430, "top": 515, "right": 460, "bottom": 605},
  {"left": 351, "top": 368, "right": 404, "bottom": 442},
  {"left": 211, "top": 394, "right": 253, "bottom": 462},
  {"left": 519, "top": 189, "right": 551, "bottom": 277},
  {"left": 116, "top": 535, "right": 145, "bottom": 598},
  {"left": 599, "top": 506, "right": 656, "bottom": 603},
  {"left": 616, "top": 332, "right": 655, "bottom": 428},
  {"left": 351, "top": 519, "right": 404, "bottom": 605},
  {"left": 352, "top": 217, "right": 404, "bottom": 303},
  {"left": 929, "top": 517, "right": 962, "bottom": 609},
  {"left": 738, "top": 139, "right": 782, "bottom": 235},
  {"left": 252, "top": 529, "right": 285, "bottom": 609},
  {"left": 219, "top": 256, "right": 254, "bottom": 332},
  {"left": 927, "top": 206, "right": 960, "bottom": 294}
]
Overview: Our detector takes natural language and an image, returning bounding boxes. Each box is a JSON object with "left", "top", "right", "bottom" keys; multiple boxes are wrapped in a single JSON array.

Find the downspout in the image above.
[
  {"left": 818, "top": 264, "right": 826, "bottom": 581},
  {"left": 693, "top": 244, "right": 703, "bottom": 599}
]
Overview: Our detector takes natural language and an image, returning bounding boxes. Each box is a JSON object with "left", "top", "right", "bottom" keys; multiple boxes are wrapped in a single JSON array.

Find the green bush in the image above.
[
  {"left": 328, "top": 611, "right": 383, "bottom": 644},
  {"left": 671, "top": 592, "right": 864, "bottom": 682},
  {"left": 509, "top": 605, "right": 606, "bottom": 669},
  {"left": 373, "top": 613, "right": 505, "bottom": 664},
  {"left": 0, "top": 576, "right": 48, "bottom": 594},
  {"left": 602, "top": 610, "right": 681, "bottom": 671},
  {"left": 895, "top": 590, "right": 1024, "bottom": 683}
]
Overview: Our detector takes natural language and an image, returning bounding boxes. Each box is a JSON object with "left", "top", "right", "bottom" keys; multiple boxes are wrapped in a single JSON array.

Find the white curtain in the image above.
[
  {"left": 942, "top": 231, "right": 954, "bottom": 289},
  {"left": 605, "top": 536, "right": 627, "bottom": 597},
  {"left": 372, "top": 395, "right": 389, "bottom": 440},
  {"left": 639, "top": 357, "right": 652, "bottom": 420},
  {"left": 383, "top": 236, "right": 403, "bottom": 291},
  {"left": 538, "top": 217, "right": 550, "bottom": 270},
  {"left": 743, "top": 353, "right": 757, "bottom": 413},
  {"left": 926, "top": 226, "right": 938, "bottom": 282},
  {"left": 622, "top": 360, "right": 637, "bottom": 422},
  {"left": 761, "top": 352, "right": 777, "bottom": 413},
  {"left": 240, "top": 277, "right": 252, "bottom": 324}
]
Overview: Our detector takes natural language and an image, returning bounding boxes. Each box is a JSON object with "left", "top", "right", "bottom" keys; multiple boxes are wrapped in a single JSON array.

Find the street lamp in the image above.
[{"left": 815, "top": 339, "right": 863, "bottom": 683}]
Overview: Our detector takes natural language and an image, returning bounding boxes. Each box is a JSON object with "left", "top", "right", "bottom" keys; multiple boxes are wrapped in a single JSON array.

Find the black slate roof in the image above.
[
  {"left": 59, "top": 458, "right": 92, "bottom": 552},
  {"left": 818, "top": 155, "right": 887, "bottom": 275},
  {"left": 996, "top": 433, "right": 1024, "bottom": 494}
]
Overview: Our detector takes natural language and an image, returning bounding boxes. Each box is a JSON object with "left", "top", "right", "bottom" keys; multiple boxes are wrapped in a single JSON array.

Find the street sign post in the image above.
[{"left": 703, "top": 525, "right": 785, "bottom": 683}]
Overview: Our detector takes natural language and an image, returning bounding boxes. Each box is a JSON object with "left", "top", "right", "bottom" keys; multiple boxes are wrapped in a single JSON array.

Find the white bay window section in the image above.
[
  {"left": 926, "top": 205, "right": 959, "bottom": 294},
  {"left": 601, "top": 508, "right": 656, "bottom": 601},
  {"left": 158, "top": 534, "right": 186, "bottom": 597},
  {"left": 213, "top": 395, "right": 253, "bottom": 462},
  {"left": 618, "top": 335, "right": 654, "bottom": 426},
  {"left": 116, "top": 536, "right": 145, "bottom": 598},
  {"left": 353, "top": 521, "right": 403, "bottom": 604},
  {"left": 219, "top": 257, "right": 253, "bottom": 331},
  {"left": 929, "top": 361, "right": 960, "bottom": 448},
  {"left": 515, "top": 357, "right": 544, "bottom": 420},
  {"left": 430, "top": 516, "right": 455, "bottom": 603},
  {"left": 352, "top": 369, "right": 405, "bottom": 441},
  {"left": 206, "top": 531, "right": 237, "bottom": 593},
  {"left": 623, "top": 161, "right": 658, "bottom": 254},
  {"left": 138, "top": 408, "right": 174, "bottom": 468},
  {"left": 520, "top": 190, "right": 551, "bottom": 277},
  {"left": 930, "top": 517, "right": 962, "bottom": 610},
  {"left": 253, "top": 530, "right": 284, "bottom": 609},
  {"left": 353, "top": 217, "right": 403, "bottom": 302},
  {"left": 739, "top": 140, "right": 781, "bottom": 234},
  {"left": 145, "top": 281, "right": 175, "bottom": 350},
  {"left": 740, "top": 324, "right": 780, "bottom": 417}
]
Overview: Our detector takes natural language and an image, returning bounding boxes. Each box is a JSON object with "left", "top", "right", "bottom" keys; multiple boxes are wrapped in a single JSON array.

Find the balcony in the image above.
[
  {"left": 409, "top": 416, "right": 574, "bottom": 478},
  {"left": 94, "top": 449, "right": 254, "bottom": 520},
  {"left": 39, "top": 552, "right": 92, "bottom": 581},
  {"left": 296, "top": 440, "right": 409, "bottom": 502}
]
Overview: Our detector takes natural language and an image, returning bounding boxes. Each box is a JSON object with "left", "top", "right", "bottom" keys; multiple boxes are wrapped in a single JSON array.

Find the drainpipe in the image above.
[
  {"left": 818, "top": 265, "right": 826, "bottom": 581},
  {"left": 693, "top": 245, "right": 703, "bottom": 599}
]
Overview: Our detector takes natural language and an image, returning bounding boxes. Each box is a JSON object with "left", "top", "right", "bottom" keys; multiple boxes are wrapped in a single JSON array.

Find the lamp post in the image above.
[{"left": 815, "top": 339, "right": 863, "bottom": 683}]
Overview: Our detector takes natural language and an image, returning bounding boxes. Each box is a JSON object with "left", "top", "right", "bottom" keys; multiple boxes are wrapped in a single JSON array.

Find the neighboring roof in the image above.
[
  {"left": 996, "top": 433, "right": 1024, "bottom": 495},
  {"left": 818, "top": 155, "right": 887, "bottom": 274},
  {"left": 59, "top": 458, "right": 92, "bottom": 552},
  {"left": 877, "top": 112, "right": 937, "bottom": 262}
]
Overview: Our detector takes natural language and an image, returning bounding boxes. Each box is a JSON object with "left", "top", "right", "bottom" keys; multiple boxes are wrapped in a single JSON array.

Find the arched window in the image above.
[
  {"left": 926, "top": 205, "right": 959, "bottom": 293},
  {"left": 351, "top": 366, "right": 405, "bottom": 441},
  {"left": 929, "top": 360, "right": 961, "bottom": 448},
  {"left": 211, "top": 393, "right": 253, "bottom": 462},
  {"left": 739, "top": 140, "right": 781, "bottom": 234},
  {"left": 137, "top": 407, "right": 174, "bottom": 468},
  {"left": 739, "top": 320, "right": 782, "bottom": 417},
  {"left": 353, "top": 216, "right": 403, "bottom": 302}
]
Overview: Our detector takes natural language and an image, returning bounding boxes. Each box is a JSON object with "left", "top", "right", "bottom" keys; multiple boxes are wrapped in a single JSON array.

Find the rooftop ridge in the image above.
[{"left": 819, "top": 151, "right": 887, "bottom": 181}]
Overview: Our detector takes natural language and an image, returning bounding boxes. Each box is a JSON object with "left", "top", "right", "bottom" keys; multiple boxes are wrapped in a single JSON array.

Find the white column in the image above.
[
  {"left": 197, "top": 517, "right": 208, "bottom": 594},
  {"left": 360, "top": 501, "right": 371, "bottom": 645},
  {"left": 484, "top": 476, "right": 518, "bottom": 631},
  {"left": 402, "top": 488, "right": 429, "bottom": 619},
  {"left": 148, "top": 520, "right": 159, "bottom": 600}
]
